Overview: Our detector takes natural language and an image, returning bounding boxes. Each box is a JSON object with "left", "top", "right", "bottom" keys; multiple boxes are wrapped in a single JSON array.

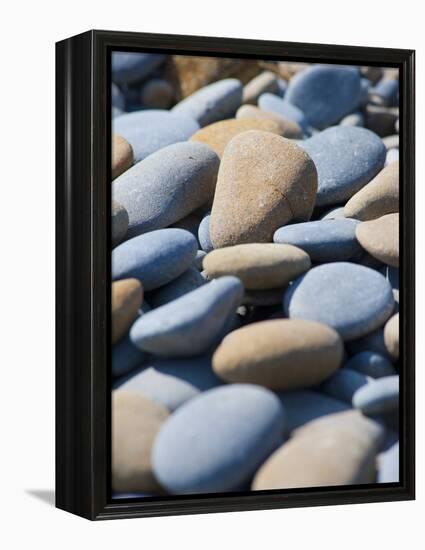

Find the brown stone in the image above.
[
  {"left": 236, "top": 104, "right": 303, "bottom": 138},
  {"left": 112, "top": 134, "right": 133, "bottom": 180},
  {"left": 112, "top": 278, "right": 143, "bottom": 344},
  {"left": 384, "top": 313, "right": 399, "bottom": 359},
  {"left": 356, "top": 213, "right": 399, "bottom": 267},
  {"left": 242, "top": 71, "right": 279, "bottom": 104}
]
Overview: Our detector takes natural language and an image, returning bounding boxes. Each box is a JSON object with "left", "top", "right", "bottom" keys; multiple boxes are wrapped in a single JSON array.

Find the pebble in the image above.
[
  {"left": 112, "top": 332, "right": 147, "bottom": 378},
  {"left": 344, "top": 351, "right": 396, "bottom": 378},
  {"left": 112, "top": 391, "right": 169, "bottom": 492},
  {"left": 356, "top": 213, "right": 399, "bottom": 267},
  {"left": 212, "top": 319, "right": 343, "bottom": 390},
  {"left": 319, "top": 206, "right": 346, "bottom": 220},
  {"left": 111, "top": 201, "right": 129, "bottom": 247},
  {"left": 252, "top": 410, "right": 384, "bottom": 489},
  {"left": 112, "top": 279, "right": 144, "bottom": 344},
  {"left": 148, "top": 267, "right": 205, "bottom": 308},
  {"left": 140, "top": 78, "right": 174, "bottom": 109},
  {"left": 113, "top": 110, "right": 200, "bottom": 163},
  {"left": 378, "top": 441, "right": 399, "bottom": 483},
  {"left": 112, "top": 134, "right": 133, "bottom": 181},
  {"left": 130, "top": 276, "right": 243, "bottom": 357},
  {"left": 302, "top": 126, "right": 386, "bottom": 207},
  {"left": 198, "top": 213, "right": 213, "bottom": 252},
  {"left": 113, "top": 141, "right": 219, "bottom": 238},
  {"left": 339, "top": 112, "right": 364, "bottom": 127},
  {"left": 194, "top": 249, "right": 207, "bottom": 270},
  {"left": 112, "top": 52, "right": 166, "bottom": 85},
  {"left": 285, "top": 65, "right": 361, "bottom": 129},
  {"left": 382, "top": 135, "right": 399, "bottom": 150},
  {"left": 273, "top": 219, "right": 361, "bottom": 262},
  {"left": 152, "top": 384, "right": 286, "bottom": 493},
  {"left": 203, "top": 243, "right": 311, "bottom": 290},
  {"left": 344, "top": 161, "right": 399, "bottom": 221},
  {"left": 172, "top": 78, "right": 243, "bottom": 126},
  {"left": 242, "top": 71, "right": 279, "bottom": 104},
  {"left": 112, "top": 228, "right": 198, "bottom": 290},
  {"left": 384, "top": 313, "right": 399, "bottom": 359},
  {"left": 236, "top": 104, "right": 303, "bottom": 138},
  {"left": 258, "top": 93, "right": 309, "bottom": 131},
  {"left": 284, "top": 262, "right": 395, "bottom": 340},
  {"left": 353, "top": 375, "right": 399, "bottom": 415},
  {"left": 320, "top": 368, "right": 370, "bottom": 405},
  {"left": 210, "top": 131, "right": 318, "bottom": 248}
]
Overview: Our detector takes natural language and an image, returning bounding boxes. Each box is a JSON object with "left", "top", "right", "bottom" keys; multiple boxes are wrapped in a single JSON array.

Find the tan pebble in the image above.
[
  {"left": 112, "top": 134, "right": 133, "bottom": 180},
  {"left": 356, "top": 213, "right": 399, "bottom": 267},
  {"left": 384, "top": 313, "right": 399, "bottom": 359},
  {"left": 112, "top": 278, "right": 143, "bottom": 344},
  {"left": 236, "top": 104, "right": 303, "bottom": 138},
  {"left": 242, "top": 71, "right": 279, "bottom": 104}
]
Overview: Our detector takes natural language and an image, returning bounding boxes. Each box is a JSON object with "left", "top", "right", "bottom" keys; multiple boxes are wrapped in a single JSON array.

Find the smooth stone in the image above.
[
  {"left": 130, "top": 276, "right": 243, "bottom": 357},
  {"left": 111, "top": 201, "right": 129, "bottom": 247},
  {"left": 344, "top": 351, "right": 396, "bottom": 379},
  {"left": 113, "top": 110, "right": 199, "bottom": 163},
  {"left": 112, "top": 134, "right": 133, "bottom": 180},
  {"left": 378, "top": 441, "right": 399, "bottom": 483},
  {"left": 384, "top": 313, "right": 399, "bottom": 359},
  {"left": 112, "top": 229, "right": 198, "bottom": 290},
  {"left": 236, "top": 104, "right": 303, "bottom": 138},
  {"left": 112, "top": 332, "right": 147, "bottom": 378},
  {"left": 284, "top": 262, "right": 395, "bottom": 341},
  {"left": 148, "top": 267, "right": 205, "bottom": 308},
  {"left": 386, "top": 148, "right": 399, "bottom": 165},
  {"left": 172, "top": 78, "right": 243, "bottom": 126},
  {"left": 112, "top": 391, "right": 169, "bottom": 492},
  {"left": 370, "top": 79, "right": 399, "bottom": 107},
  {"left": 258, "top": 93, "right": 308, "bottom": 131},
  {"left": 198, "top": 213, "right": 213, "bottom": 253},
  {"left": 203, "top": 243, "right": 311, "bottom": 290},
  {"left": 112, "top": 52, "right": 166, "bottom": 85},
  {"left": 113, "top": 141, "right": 219, "bottom": 238},
  {"left": 190, "top": 117, "right": 282, "bottom": 157},
  {"left": 242, "top": 71, "right": 279, "bottom": 104},
  {"left": 210, "top": 131, "right": 318, "bottom": 248},
  {"left": 382, "top": 135, "right": 399, "bottom": 150},
  {"left": 116, "top": 354, "right": 222, "bottom": 412},
  {"left": 212, "top": 319, "right": 343, "bottom": 390},
  {"left": 347, "top": 327, "right": 389, "bottom": 358},
  {"left": 152, "top": 384, "right": 286, "bottom": 494},
  {"left": 285, "top": 65, "right": 361, "bottom": 129},
  {"left": 242, "top": 287, "right": 286, "bottom": 306},
  {"left": 302, "top": 126, "right": 386, "bottom": 207},
  {"left": 140, "top": 78, "right": 174, "bottom": 109},
  {"left": 273, "top": 219, "right": 361, "bottom": 262},
  {"left": 194, "top": 249, "right": 207, "bottom": 270},
  {"left": 320, "top": 206, "right": 346, "bottom": 220},
  {"left": 112, "top": 279, "right": 144, "bottom": 344},
  {"left": 112, "top": 83, "right": 125, "bottom": 110},
  {"left": 365, "top": 105, "right": 398, "bottom": 137},
  {"left": 320, "top": 368, "right": 370, "bottom": 405},
  {"left": 356, "top": 213, "right": 399, "bottom": 267},
  {"left": 252, "top": 410, "right": 384, "bottom": 490},
  {"left": 353, "top": 375, "right": 399, "bottom": 415},
  {"left": 339, "top": 112, "right": 364, "bottom": 127}
]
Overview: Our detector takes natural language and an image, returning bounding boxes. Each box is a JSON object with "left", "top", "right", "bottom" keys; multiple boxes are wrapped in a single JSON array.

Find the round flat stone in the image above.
[
  {"left": 384, "top": 313, "right": 399, "bottom": 359},
  {"left": 356, "top": 213, "right": 399, "bottom": 267},
  {"left": 152, "top": 384, "right": 286, "bottom": 494},
  {"left": 353, "top": 375, "right": 399, "bottom": 415},
  {"left": 112, "top": 228, "right": 198, "bottom": 290},
  {"left": 112, "top": 52, "right": 166, "bottom": 85},
  {"left": 273, "top": 219, "right": 361, "bottom": 262},
  {"left": 344, "top": 351, "right": 396, "bottom": 378},
  {"left": 148, "top": 267, "right": 205, "bottom": 308},
  {"left": 210, "top": 131, "right": 318, "bottom": 248},
  {"left": 111, "top": 201, "right": 129, "bottom": 247},
  {"left": 203, "top": 243, "right": 311, "bottom": 290},
  {"left": 212, "top": 319, "right": 343, "bottom": 390},
  {"left": 302, "top": 126, "right": 386, "bottom": 207},
  {"left": 320, "top": 368, "right": 370, "bottom": 405},
  {"left": 258, "top": 93, "right": 308, "bottom": 131},
  {"left": 112, "top": 279, "right": 144, "bottom": 344},
  {"left": 112, "top": 134, "right": 133, "bottom": 180},
  {"left": 284, "top": 262, "right": 395, "bottom": 340},
  {"left": 113, "top": 141, "right": 219, "bottom": 238},
  {"left": 236, "top": 104, "right": 303, "bottom": 138},
  {"left": 242, "top": 71, "right": 279, "bottom": 104}
]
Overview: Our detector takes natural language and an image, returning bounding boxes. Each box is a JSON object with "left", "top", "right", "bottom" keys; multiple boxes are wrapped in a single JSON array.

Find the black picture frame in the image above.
[{"left": 56, "top": 29, "right": 415, "bottom": 521}]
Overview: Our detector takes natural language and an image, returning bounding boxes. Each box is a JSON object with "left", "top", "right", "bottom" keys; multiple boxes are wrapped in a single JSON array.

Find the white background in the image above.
[{"left": 0, "top": 1, "right": 422, "bottom": 547}]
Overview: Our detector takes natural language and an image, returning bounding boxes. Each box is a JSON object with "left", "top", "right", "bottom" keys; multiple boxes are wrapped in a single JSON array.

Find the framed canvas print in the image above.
[{"left": 56, "top": 30, "right": 415, "bottom": 520}]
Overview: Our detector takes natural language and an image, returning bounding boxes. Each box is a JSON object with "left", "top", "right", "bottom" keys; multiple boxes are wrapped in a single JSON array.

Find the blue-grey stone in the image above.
[
  {"left": 370, "top": 79, "right": 399, "bottom": 107},
  {"left": 320, "top": 368, "right": 370, "bottom": 405},
  {"left": 152, "top": 384, "right": 286, "bottom": 493},
  {"left": 172, "top": 78, "right": 243, "bottom": 127},
  {"left": 112, "top": 52, "right": 165, "bottom": 85},
  {"left": 113, "top": 110, "right": 200, "bottom": 163},
  {"left": 112, "top": 332, "right": 147, "bottom": 378},
  {"left": 378, "top": 441, "right": 399, "bottom": 483},
  {"left": 276, "top": 78, "right": 288, "bottom": 97},
  {"left": 285, "top": 65, "right": 361, "bottom": 129},
  {"left": 112, "top": 83, "right": 125, "bottom": 110},
  {"left": 113, "top": 142, "right": 219, "bottom": 238},
  {"left": 112, "top": 229, "right": 198, "bottom": 290},
  {"left": 353, "top": 375, "right": 399, "bottom": 415},
  {"left": 320, "top": 206, "right": 346, "bottom": 220},
  {"left": 284, "top": 262, "right": 395, "bottom": 340},
  {"left": 273, "top": 219, "right": 361, "bottom": 262},
  {"left": 148, "top": 267, "right": 206, "bottom": 308},
  {"left": 130, "top": 276, "right": 244, "bottom": 357},
  {"left": 258, "top": 93, "right": 309, "bottom": 132},
  {"left": 347, "top": 327, "right": 389, "bottom": 358},
  {"left": 198, "top": 213, "right": 213, "bottom": 253},
  {"left": 344, "top": 351, "right": 396, "bottom": 378},
  {"left": 194, "top": 249, "right": 207, "bottom": 270},
  {"left": 116, "top": 354, "right": 222, "bottom": 412}
]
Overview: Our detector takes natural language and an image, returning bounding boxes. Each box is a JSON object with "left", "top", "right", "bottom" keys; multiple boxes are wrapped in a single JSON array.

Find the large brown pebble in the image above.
[
  {"left": 112, "top": 134, "right": 133, "bottom": 180},
  {"left": 210, "top": 131, "right": 317, "bottom": 248},
  {"left": 112, "top": 391, "right": 169, "bottom": 493},
  {"left": 190, "top": 118, "right": 282, "bottom": 158},
  {"left": 356, "top": 213, "right": 399, "bottom": 267},
  {"left": 212, "top": 319, "right": 343, "bottom": 390},
  {"left": 242, "top": 71, "right": 279, "bottom": 104},
  {"left": 252, "top": 410, "right": 384, "bottom": 490},
  {"left": 384, "top": 313, "right": 399, "bottom": 359},
  {"left": 236, "top": 104, "right": 303, "bottom": 138},
  {"left": 344, "top": 161, "right": 399, "bottom": 221},
  {"left": 203, "top": 243, "right": 311, "bottom": 290},
  {"left": 112, "top": 278, "right": 143, "bottom": 344}
]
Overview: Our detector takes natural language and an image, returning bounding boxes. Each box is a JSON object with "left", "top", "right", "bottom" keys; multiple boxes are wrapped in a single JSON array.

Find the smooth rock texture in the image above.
[
  {"left": 212, "top": 319, "right": 343, "bottom": 390},
  {"left": 320, "top": 368, "right": 370, "bottom": 405},
  {"left": 273, "top": 219, "right": 361, "bottom": 262},
  {"left": 203, "top": 243, "right": 311, "bottom": 290},
  {"left": 112, "top": 52, "right": 166, "bottom": 85},
  {"left": 130, "top": 276, "right": 243, "bottom": 357},
  {"left": 113, "top": 141, "right": 219, "bottom": 238},
  {"left": 284, "top": 263, "right": 395, "bottom": 340},
  {"left": 140, "top": 78, "right": 174, "bottom": 109},
  {"left": 113, "top": 110, "right": 200, "bottom": 163},
  {"left": 319, "top": 206, "right": 346, "bottom": 220},
  {"left": 112, "top": 391, "right": 169, "bottom": 492},
  {"left": 111, "top": 201, "right": 129, "bottom": 247},
  {"left": 302, "top": 126, "right": 386, "bottom": 207},
  {"left": 258, "top": 93, "right": 308, "bottom": 131},
  {"left": 285, "top": 65, "right": 361, "bottom": 129},
  {"left": 384, "top": 313, "right": 399, "bottom": 359},
  {"left": 112, "top": 332, "right": 147, "bottom": 378},
  {"left": 353, "top": 375, "right": 399, "bottom": 415},
  {"left": 242, "top": 71, "right": 279, "bottom": 104},
  {"left": 236, "top": 104, "right": 303, "bottom": 138},
  {"left": 112, "top": 279, "right": 144, "bottom": 344},
  {"left": 172, "top": 78, "right": 243, "bottom": 126},
  {"left": 210, "top": 131, "right": 318, "bottom": 248},
  {"left": 252, "top": 410, "right": 384, "bottom": 489},
  {"left": 112, "top": 229, "right": 198, "bottom": 290},
  {"left": 344, "top": 351, "right": 396, "bottom": 378},
  {"left": 198, "top": 213, "right": 213, "bottom": 253},
  {"left": 344, "top": 161, "right": 399, "bottom": 221},
  {"left": 356, "top": 213, "right": 399, "bottom": 267},
  {"left": 148, "top": 267, "right": 205, "bottom": 308},
  {"left": 152, "top": 384, "right": 286, "bottom": 493},
  {"left": 112, "top": 134, "right": 133, "bottom": 180}
]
